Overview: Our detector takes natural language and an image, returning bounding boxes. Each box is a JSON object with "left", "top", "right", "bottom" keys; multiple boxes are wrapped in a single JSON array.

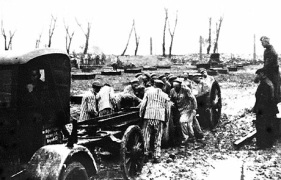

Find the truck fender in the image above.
[{"left": 25, "top": 144, "right": 98, "bottom": 180}]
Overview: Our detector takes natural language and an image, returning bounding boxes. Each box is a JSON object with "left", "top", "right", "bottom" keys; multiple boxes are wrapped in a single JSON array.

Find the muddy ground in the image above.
[{"left": 71, "top": 64, "right": 281, "bottom": 180}]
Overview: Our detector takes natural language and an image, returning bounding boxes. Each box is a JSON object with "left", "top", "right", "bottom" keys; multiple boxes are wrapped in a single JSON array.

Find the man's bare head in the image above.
[{"left": 260, "top": 36, "right": 270, "bottom": 48}]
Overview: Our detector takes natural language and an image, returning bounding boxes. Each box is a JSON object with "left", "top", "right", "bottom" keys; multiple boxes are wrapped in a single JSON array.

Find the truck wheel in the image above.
[
  {"left": 209, "top": 81, "right": 222, "bottom": 129},
  {"left": 60, "top": 161, "right": 89, "bottom": 180},
  {"left": 120, "top": 125, "right": 145, "bottom": 180}
]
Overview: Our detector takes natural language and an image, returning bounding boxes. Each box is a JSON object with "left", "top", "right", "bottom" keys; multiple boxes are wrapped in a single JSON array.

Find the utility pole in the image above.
[
  {"left": 162, "top": 8, "right": 168, "bottom": 57},
  {"left": 213, "top": 16, "right": 223, "bottom": 54},
  {"left": 207, "top": 17, "right": 212, "bottom": 54},
  {"left": 253, "top": 34, "right": 256, "bottom": 61},
  {"left": 150, "top": 37, "right": 153, "bottom": 55},
  {"left": 199, "top": 36, "right": 203, "bottom": 61}
]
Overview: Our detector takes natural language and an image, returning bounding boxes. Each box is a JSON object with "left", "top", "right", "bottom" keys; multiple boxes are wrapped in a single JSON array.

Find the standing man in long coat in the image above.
[
  {"left": 260, "top": 36, "right": 281, "bottom": 103},
  {"left": 253, "top": 68, "right": 278, "bottom": 149}
]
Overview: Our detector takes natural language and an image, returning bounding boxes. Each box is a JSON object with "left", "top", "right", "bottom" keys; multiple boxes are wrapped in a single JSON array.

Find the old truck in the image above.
[{"left": 0, "top": 48, "right": 144, "bottom": 180}]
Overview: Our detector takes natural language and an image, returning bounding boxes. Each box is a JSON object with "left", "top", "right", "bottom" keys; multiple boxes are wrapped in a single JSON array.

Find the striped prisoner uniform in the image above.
[
  {"left": 140, "top": 87, "right": 169, "bottom": 158},
  {"left": 79, "top": 91, "right": 98, "bottom": 122}
]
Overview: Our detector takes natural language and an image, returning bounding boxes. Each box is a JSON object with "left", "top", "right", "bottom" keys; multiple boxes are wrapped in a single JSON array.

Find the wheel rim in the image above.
[
  {"left": 210, "top": 83, "right": 222, "bottom": 128},
  {"left": 121, "top": 126, "right": 144, "bottom": 179},
  {"left": 125, "top": 131, "right": 144, "bottom": 176},
  {"left": 65, "top": 167, "right": 88, "bottom": 180}
]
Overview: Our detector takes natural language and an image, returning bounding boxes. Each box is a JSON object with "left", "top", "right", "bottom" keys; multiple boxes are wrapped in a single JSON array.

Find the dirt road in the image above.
[
  {"left": 136, "top": 65, "right": 281, "bottom": 180},
  {"left": 71, "top": 64, "right": 281, "bottom": 179}
]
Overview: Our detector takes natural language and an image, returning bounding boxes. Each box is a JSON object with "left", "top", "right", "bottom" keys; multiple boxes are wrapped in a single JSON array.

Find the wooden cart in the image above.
[{"left": 68, "top": 108, "right": 145, "bottom": 180}]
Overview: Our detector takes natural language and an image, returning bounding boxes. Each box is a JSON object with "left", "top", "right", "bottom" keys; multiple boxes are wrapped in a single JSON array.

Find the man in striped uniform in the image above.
[
  {"left": 79, "top": 81, "right": 102, "bottom": 122},
  {"left": 140, "top": 79, "right": 169, "bottom": 163}
]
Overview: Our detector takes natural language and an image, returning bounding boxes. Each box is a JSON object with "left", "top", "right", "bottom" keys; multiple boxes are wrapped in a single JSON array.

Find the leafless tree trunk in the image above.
[
  {"left": 253, "top": 34, "right": 256, "bottom": 61},
  {"left": 168, "top": 10, "right": 178, "bottom": 58},
  {"left": 121, "top": 20, "right": 134, "bottom": 56},
  {"left": 150, "top": 37, "right": 153, "bottom": 55},
  {"left": 64, "top": 20, "right": 75, "bottom": 54},
  {"left": 207, "top": 17, "right": 212, "bottom": 54},
  {"left": 133, "top": 20, "right": 140, "bottom": 56},
  {"left": 199, "top": 36, "right": 203, "bottom": 61},
  {"left": 35, "top": 32, "right": 42, "bottom": 49},
  {"left": 162, "top": 8, "right": 168, "bottom": 57},
  {"left": 76, "top": 18, "right": 91, "bottom": 55},
  {"left": 1, "top": 20, "right": 16, "bottom": 51},
  {"left": 48, "top": 15, "right": 57, "bottom": 48},
  {"left": 213, "top": 16, "right": 223, "bottom": 54}
]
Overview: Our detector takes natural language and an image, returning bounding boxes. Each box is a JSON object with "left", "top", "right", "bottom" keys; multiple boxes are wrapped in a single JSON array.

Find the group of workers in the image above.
[
  {"left": 23, "top": 35, "right": 281, "bottom": 164},
  {"left": 79, "top": 67, "right": 214, "bottom": 163}
]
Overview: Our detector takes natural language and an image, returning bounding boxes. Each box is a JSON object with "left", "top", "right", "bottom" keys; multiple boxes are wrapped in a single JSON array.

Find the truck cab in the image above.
[{"left": 0, "top": 49, "right": 97, "bottom": 179}]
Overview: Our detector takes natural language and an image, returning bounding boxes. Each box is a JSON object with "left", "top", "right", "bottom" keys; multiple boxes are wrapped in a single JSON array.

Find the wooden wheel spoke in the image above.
[
  {"left": 126, "top": 156, "right": 131, "bottom": 164},
  {"left": 129, "top": 160, "right": 138, "bottom": 175},
  {"left": 135, "top": 160, "right": 142, "bottom": 171},
  {"left": 127, "top": 160, "right": 132, "bottom": 173},
  {"left": 121, "top": 126, "right": 145, "bottom": 179},
  {"left": 134, "top": 133, "right": 140, "bottom": 145}
]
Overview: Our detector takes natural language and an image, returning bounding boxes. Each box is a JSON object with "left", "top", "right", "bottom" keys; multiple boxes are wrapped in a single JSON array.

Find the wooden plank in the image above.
[
  {"left": 157, "top": 65, "right": 171, "bottom": 69},
  {"left": 71, "top": 73, "right": 96, "bottom": 80},
  {"left": 196, "top": 63, "right": 210, "bottom": 69},
  {"left": 228, "top": 67, "right": 238, "bottom": 72},
  {"left": 78, "top": 110, "right": 140, "bottom": 126},
  {"left": 233, "top": 130, "right": 256, "bottom": 149},
  {"left": 101, "top": 71, "right": 122, "bottom": 75},
  {"left": 124, "top": 68, "right": 142, "bottom": 73},
  {"left": 143, "top": 66, "right": 157, "bottom": 71}
]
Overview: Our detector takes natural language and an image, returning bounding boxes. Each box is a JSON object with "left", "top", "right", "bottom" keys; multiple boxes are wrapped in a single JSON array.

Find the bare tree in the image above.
[
  {"left": 76, "top": 18, "right": 91, "bottom": 55},
  {"left": 64, "top": 20, "right": 75, "bottom": 54},
  {"left": 213, "top": 16, "right": 223, "bottom": 54},
  {"left": 121, "top": 20, "right": 134, "bottom": 56},
  {"left": 207, "top": 17, "right": 212, "bottom": 54},
  {"left": 35, "top": 32, "right": 42, "bottom": 48},
  {"left": 199, "top": 36, "right": 203, "bottom": 61},
  {"left": 253, "top": 34, "right": 256, "bottom": 61},
  {"left": 133, "top": 20, "right": 140, "bottom": 56},
  {"left": 1, "top": 20, "right": 16, "bottom": 51},
  {"left": 162, "top": 8, "right": 168, "bottom": 57},
  {"left": 150, "top": 37, "right": 153, "bottom": 55},
  {"left": 48, "top": 15, "right": 57, "bottom": 48},
  {"left": 168, "top": 10, "right": 178, "bottom": 58}
]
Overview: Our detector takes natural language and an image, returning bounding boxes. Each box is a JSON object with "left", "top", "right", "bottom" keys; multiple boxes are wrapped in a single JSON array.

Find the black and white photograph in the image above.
[{"left": 0, "top": 0, "right": 281, "bottom": 179}]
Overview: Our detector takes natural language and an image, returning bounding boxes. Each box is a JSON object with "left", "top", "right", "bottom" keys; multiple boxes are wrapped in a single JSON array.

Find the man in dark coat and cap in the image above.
[
  {"left": 260, "top": 36, "right": 281, "bottom": 103},
  {"left": 253, "top": 68, "right": 279, "bottom": 149}
]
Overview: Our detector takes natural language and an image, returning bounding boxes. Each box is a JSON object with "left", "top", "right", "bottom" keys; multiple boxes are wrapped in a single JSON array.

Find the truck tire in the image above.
[
  {"left": 120, "top": 125, "right": 144, "bottom": 180},
  {"left": 208, "top": 81, "right": 222, "bottom": 129},
  {"left": 196, "top": 80, "right": 222, "bottom": 129},
  {"left": 60, "top": 161, "right": 89, "bottom": 180}
]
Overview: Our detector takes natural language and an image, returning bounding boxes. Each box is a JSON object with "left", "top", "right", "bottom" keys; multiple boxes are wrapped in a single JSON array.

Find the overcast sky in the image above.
[{"left": 0, "top": 0, "right": 280, "bottom": 56}]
